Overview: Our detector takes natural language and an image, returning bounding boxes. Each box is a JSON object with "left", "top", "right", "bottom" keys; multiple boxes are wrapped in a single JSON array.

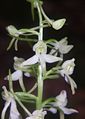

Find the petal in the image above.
[
  {"left": 59, "top": 45, "right": 73, "bottom": 54},
  {"left": 60, "top": 107, "right": 78, "bottom": 115},
  {"left": 4, "top": 70, "right": 22, "bottom": 81},
  {"left": 24, "top": 72, "right": 31, "bottom": 77},
  {"left": 1, "top": 101, "right": 11, "bottom": 119},
  {"left": 66, "top": 75, "right": 77, "bottom": 94},
  {"left": 39, "top": 55, "right": 46, "bottom": 73},
  {"left": 59, "top": 37, "right": 68, "bottom": 45},
  {"left": 10, "top": 99, "right": 21, "bottom": 119},
  {"left": 21, "top": 55, "right": 38, "bottom": 66},
  {"left": 49, "top": 107, "right": 57, "bottom": 114},
  {"left": 56, "top": 90, "right": 67, "bottom": 107},
  {"left": 43, "top": 54, "right": 62, "bottom": 63}
]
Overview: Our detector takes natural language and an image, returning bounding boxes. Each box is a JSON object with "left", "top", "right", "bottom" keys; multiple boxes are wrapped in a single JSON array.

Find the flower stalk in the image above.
[
  {"left": 36, "top": 65, "right": 43, "bottom": 109},
  {"left": 60, "top": 111, "right": 64, "bottom": 119}
]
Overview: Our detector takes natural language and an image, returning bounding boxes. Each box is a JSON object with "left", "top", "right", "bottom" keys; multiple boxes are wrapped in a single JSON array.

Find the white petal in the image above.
[
  {"left": 21, "top": 55, "right": 38, "bottom": 66},
  {"left": 1, "top": 100, "right": 11, "bottom": 119},
  {"left": 56, "top": 90, "right": 67, "bottom": 107},
  {"left": 40, "top": 56, "right": 46, "bottom": 74},
  {"left": 26, "top": 110, "right": 47, "bottom": 119},
  {"left": 43, "top": 54, "right": 62, "bottom": 63},
  {"left": 59, "top": 45, "right": 73, "bottom": 54},
  {"left": 59, "top": 37, "right": 68, "bottom": 45},
  {"left": 66, "top": 75, "right": 77, "bottom": 94},
  {"left": 4, "top": 70, "right": 22, "bottom": 81},
  {"left": 10, "top": 99, "right": 21, "bottom": 119},
  {"left": 49, "top": 107, "right": 57, "bottom": 114},
  {"left": 60, "top": 107, "right": 78, "bottom": 115},
  {"left": 24, "top": 72, "right": 31, "bottom": 77}
]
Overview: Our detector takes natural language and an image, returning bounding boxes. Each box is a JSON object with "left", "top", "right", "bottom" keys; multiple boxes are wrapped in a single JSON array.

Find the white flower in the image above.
[
  {"left": 52, "top": 18, "right": 66, "bottom": 30},
  {"left": 60, "top": 58, "right": 77, "bottom": 94},
  {"left": 26, "top": 109, "right": 47, "bottom": 119},
  {"left": 21, "top": 40, "right": 62, "bottom": 72},
  {"left": 50, "top": 37, "right": 73, "bottom": 55},
  {"left": 1, "top": 86, "right": 21, "bottom": 119},
  {"left": 61, "top": 58, "right": 75, "bottom": 75},
  {"left": 49, "top": 90, "right": 78, "bottom": 114},
  {"left": 4, "top": 57, "right": 30, "bottom": 91}
]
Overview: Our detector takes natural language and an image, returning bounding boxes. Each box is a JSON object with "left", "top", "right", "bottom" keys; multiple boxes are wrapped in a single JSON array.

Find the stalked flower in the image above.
[
  {"left": 4, "top": 57, "right": 30, "bottom": 91},
  {"left": 49, "top": 90, "right": 78, "bottom": 114},
  {"left": 60, "top": 58, "right": 77, "bottom": 94},
  {"left": 26, "top": 109, "right": 47, "bottom": 119},
  {"left": 21, "top": 40, "right": 62, "bottom": 73},
  {"left": 1, "top": 86, "right": 21, "bottom": 119},
  {"left": 50, "top": 37, "right": 73, "bottom": 56}
]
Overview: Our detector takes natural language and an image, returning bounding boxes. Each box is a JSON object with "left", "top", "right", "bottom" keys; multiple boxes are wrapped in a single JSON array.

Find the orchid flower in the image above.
[
  {"left": 21, "top": 40, "right": 62, "bottom": 74},
  {"left": 1, "top": 86, "right": 21, "bottom": 119},
  {"left": 59, "top": 58, "right": 77, "bottom": 94},
  {"left": 50, "top": 37, "right": 73, "bottom": 57},
  {"left": 49, "top": 90, "right": 78, "bottom": 115},
  {"left": 4, "top": 57, "right": 30, "bottom": 91},
  {"left": 26, "top": 109, "right": 47, "bottom": 119},
  {"left": 40, "top": 5, "right": 66, "bottom": 30}
]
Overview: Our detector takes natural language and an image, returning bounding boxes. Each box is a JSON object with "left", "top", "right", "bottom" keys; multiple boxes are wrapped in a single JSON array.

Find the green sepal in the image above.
[{"left": 15, "top": 92, "right": 37, "bottom": 101}]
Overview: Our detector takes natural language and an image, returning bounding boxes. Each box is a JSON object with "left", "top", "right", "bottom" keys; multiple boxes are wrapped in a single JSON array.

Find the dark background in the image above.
[{"left": 0, "top": 0, "right": 85, "bottom": 119}]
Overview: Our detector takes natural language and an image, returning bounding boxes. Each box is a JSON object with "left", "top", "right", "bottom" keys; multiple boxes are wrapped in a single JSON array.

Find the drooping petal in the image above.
[
  {"left": 1, "top": 101, "right": 11, "bottom": 119},
  {"left": 43, "top": 54, "right": 62, "bottom": 63},
  {"left": 60, "top": 106, "right": 78, "bottom": 115},
  {"left": 21, "top": 55, "right": 38, "bottom": 66},
  {"left": 39, "top": 55, "right": 46, "bottom": 73},
  {"left": 65, "top": 75, "right": 77, "bottom": 95},
  {"left": 4, "top": 70, "right": 22, "bottom": 81},
  {"left": 10, "top": 99, "right": 21, "bottom": 119}
]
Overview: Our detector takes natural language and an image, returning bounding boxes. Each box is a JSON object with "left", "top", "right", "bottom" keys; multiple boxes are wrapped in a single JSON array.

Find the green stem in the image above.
[
  {"left": 36, "top": 2, "right": 43, "bottom": 41},
  {"left": 40, "top": 6, "right": 52, "bottom": 25},
  {"left": 14, "top": 95, "right": 32, "bottom": 116},
  {"left": 36, "top": 65, "right": 43, "bottom": 109},
  {"left": 60, "top": 111, "right": 64, "bottom": 119}
]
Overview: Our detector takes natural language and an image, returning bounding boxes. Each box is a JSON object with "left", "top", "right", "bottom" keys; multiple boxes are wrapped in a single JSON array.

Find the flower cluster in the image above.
[{"left": 1, "top": 0, "right": 78, "bottom": 119}]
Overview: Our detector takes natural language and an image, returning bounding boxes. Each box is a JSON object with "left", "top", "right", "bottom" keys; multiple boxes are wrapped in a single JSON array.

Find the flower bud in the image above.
[{"left": 52, "top": 18, "right": 66, "bottom": 30}]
